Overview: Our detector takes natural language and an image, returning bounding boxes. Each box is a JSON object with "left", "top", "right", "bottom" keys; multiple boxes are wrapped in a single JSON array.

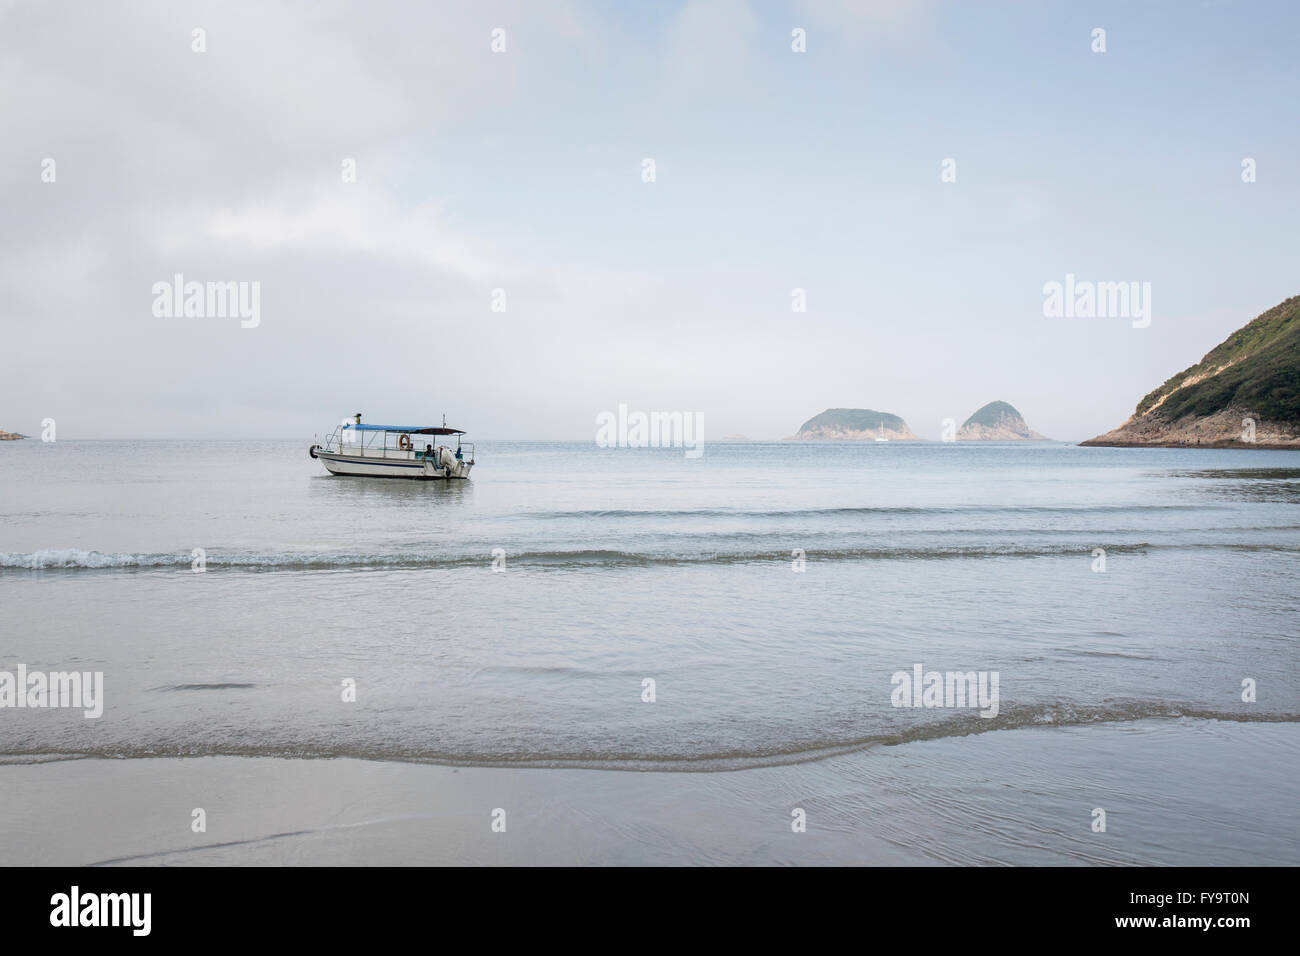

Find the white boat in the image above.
[
  {"left": 875, "top": 423, "right": 889, "bottom": 442},
  {"left": 309, "top": 415, "right": 475, "bottom": 480}
]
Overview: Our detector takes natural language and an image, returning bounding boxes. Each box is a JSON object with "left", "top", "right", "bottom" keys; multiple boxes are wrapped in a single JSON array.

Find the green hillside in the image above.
[
  {"left": 797, "top": 408, "right": 905, "bottom": 432},
  {"left": 962, "top": 401, "right": 1023, "bottom": 429},
  {"left": 1133, "top": 296, "right": 1300, "bottom": 424}
]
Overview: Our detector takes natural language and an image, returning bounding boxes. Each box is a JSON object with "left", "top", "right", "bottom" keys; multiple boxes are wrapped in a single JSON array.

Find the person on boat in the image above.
[{"left": 424, "top": 443, "right": 434, "bottom": 460}]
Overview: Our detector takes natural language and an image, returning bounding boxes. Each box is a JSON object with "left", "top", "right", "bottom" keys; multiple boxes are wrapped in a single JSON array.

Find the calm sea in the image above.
[{"left": 2, "top": 439, "right": 1297, "bottom": 863}]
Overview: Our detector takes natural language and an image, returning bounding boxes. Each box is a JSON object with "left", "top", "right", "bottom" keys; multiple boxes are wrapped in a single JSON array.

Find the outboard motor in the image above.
[{"left": 437, "top": 445, "right": 460, "bottom": 476}]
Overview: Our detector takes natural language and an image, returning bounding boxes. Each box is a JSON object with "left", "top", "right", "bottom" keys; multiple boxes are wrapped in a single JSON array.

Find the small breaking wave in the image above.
[
  {"left": 0, "top": 543, "right": 1171, "bottom": 573},
  {"left": 0, "top": 703, "right": 1295, "bottom": 772},
  {"left": 515, "top": 504, "right": 1226, "bottom": 520},
  {"left": 5, "top": 540, "right": 1299, "bottom": 574}
]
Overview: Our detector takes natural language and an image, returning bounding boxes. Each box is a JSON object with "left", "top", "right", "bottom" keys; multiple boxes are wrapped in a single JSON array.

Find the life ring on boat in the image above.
[
  {"left": 308, "top": 445, "right": 319, "bottom": 459},
  {"left": 398, "top": 434, "right": 411, "bottom": 451}
]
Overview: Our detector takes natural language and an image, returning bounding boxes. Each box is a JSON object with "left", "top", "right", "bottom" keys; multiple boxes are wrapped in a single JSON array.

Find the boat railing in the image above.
[{"left": 319, "top": 427, "right": 473, "bottom": 463}]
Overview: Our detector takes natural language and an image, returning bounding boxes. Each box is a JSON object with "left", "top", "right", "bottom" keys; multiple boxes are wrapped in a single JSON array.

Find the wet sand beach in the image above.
[{"left": 3, "top": 719, "right": 1294, "bottom": 866}]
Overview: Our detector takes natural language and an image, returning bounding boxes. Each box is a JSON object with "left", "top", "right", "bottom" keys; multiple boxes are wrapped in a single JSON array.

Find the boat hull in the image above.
[{"left": 315, "top": 451, "right": 472, "bottom": 480}]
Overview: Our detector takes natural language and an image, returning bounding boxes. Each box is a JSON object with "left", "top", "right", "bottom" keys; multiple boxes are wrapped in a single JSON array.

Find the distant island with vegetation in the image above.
[
  {"left": 0, "top": 429, "right": 28, "bottom": 441},
  {"left": 1082, "top": 294, "right": 1300, "bottom": 448},
  {"left": 789, "top": 401, "right": 1049, "bottom": 441},
  {"left": 957, "top": 401, "right": 1050, "bottom": 441},
  {"left": 789, "top": 408, "right": 918, "bottom": 440}
]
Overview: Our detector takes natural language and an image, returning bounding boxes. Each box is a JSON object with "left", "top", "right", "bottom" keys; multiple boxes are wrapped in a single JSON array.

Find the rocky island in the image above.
[
  {"left": 1081, "top": 295, "right": 1300, "bottom": 448},
  {"left": 957, "top": 401, "right": 1050, "bottom": 440},
  {"left": 0, "top": 429, "right": 28, "bottom": 440},
  {"left": 790, "top": 408, "right": 918, "bottom": 440}
]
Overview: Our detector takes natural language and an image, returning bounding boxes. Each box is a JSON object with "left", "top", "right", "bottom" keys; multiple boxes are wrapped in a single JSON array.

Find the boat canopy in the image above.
[{"left": 346, "top": 424, "right": 465, "bottom": 435}]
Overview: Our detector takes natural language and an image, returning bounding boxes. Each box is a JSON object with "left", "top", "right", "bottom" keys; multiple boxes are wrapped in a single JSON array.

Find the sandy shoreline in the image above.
[{"left": 3, "top": 718, "right": 1295, "bottom": 866}]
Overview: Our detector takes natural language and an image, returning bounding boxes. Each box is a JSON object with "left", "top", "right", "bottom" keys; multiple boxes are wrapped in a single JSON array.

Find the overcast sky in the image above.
[{"left": 2, "top": 0, "right": 1297, "bottom": 440}]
